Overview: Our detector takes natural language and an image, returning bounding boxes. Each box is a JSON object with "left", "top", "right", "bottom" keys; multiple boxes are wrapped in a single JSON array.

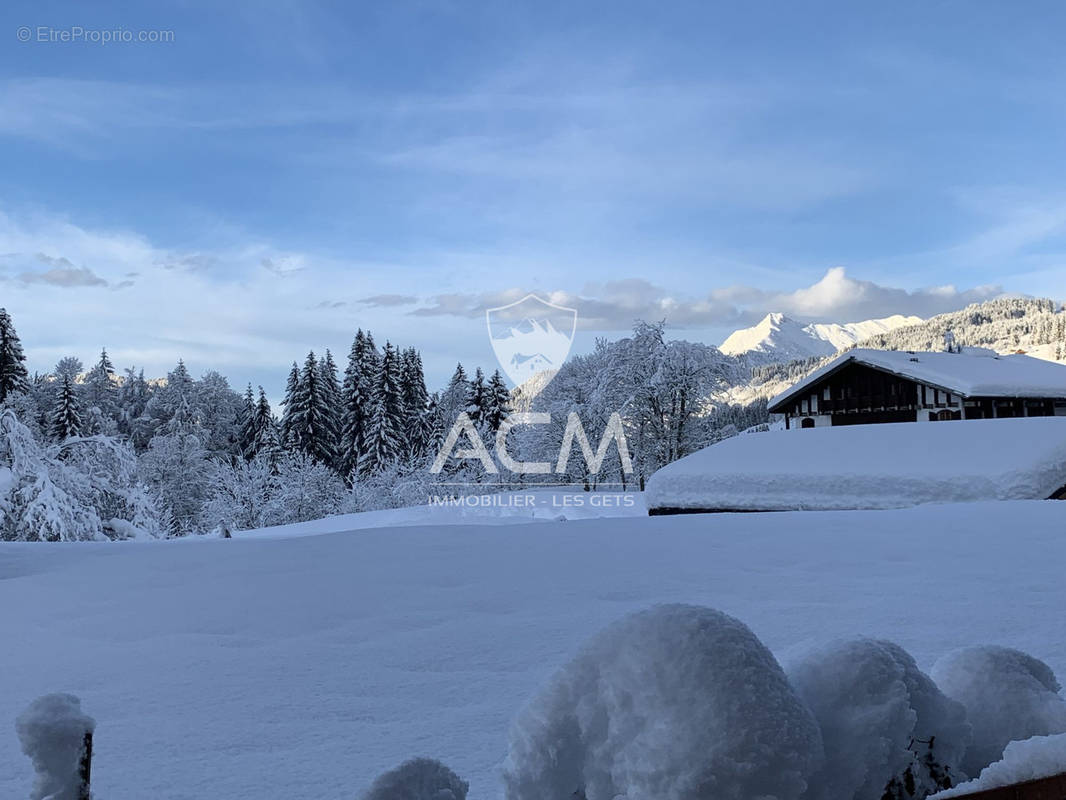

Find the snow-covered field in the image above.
[{"left": 2, "top": 499, "right": 1065, "bottom": 799}]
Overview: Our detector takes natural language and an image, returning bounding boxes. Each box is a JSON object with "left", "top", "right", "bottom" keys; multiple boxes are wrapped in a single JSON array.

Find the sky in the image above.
[{"left": 2, "top": 0, "right": 1066, "bottom": 396}]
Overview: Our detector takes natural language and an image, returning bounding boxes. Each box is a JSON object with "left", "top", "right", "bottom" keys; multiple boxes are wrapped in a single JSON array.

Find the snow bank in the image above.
[
  {"left": 646, "top": 417, "right": 1066, "bottom": 512},
  {"left": 503, "top": 604, "right": 823, "bottom": 800},
  {"left": 362, "top": 757, "right": 469, "bottom": 800},
  {"left": 240, "top": 489, "right": 645, "bottom": 539},
  {"left": 931, "top": 646, "right": 1066, "bottom": 777},
  {"left": 930, "top": 733, "right": 1066, "bottom": 798},
  {"left": 787, "top": 638, "right": 970, "bottom": 800},
  {"left": 15, "top": 693, "right": 95, "bottom": 800}
]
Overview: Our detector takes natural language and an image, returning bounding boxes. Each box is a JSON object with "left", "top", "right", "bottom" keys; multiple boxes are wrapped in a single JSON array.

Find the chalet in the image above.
[{"left": 768, "top": 348, "right": 1066, "bottom": 430}]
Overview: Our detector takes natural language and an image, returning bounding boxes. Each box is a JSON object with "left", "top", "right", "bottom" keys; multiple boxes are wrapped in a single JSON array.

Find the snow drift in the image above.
[
  {"left": 930, "top": 733, "right": 1066, "bottom": 798},
  {"left": 646, "top": 417, "right": 1066, "bottom": 512},
  {"left": 503, "top": 604, "right": 824, "bottom": 800},
  {"left": 787, "top": 638, "right": 970, "bottom": 800},
  {"left": 931, "top": 646, "right": 1066, "bottom": 777},
  {"left": 15, "top": 693, "right": 95, "bottom": 800}
]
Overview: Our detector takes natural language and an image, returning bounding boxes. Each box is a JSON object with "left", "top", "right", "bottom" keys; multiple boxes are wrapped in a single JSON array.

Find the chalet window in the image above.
[{"left": 800, "top": 417, "right": 815, "bottom": 428}]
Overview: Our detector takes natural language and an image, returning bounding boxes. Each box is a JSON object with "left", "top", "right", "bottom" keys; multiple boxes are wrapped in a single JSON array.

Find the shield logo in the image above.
[{"left": 486, "top": 294, "right": 577, "bottom": 392}]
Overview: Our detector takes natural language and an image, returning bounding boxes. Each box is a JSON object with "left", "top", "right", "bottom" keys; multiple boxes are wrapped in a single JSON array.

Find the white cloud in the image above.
[{"left": 376, "top": 267, "right": 1003, "bottom": 330}]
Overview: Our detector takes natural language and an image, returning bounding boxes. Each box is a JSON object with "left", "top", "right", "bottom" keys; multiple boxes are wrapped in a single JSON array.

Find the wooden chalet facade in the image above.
[{"left": 768, "top": 349, "right": 1066, "bottom": 430}]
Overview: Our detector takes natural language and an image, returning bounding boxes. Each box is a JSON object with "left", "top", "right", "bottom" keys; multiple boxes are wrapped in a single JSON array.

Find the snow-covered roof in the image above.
[
  {"left": 768, "top": 348, "right": 1066, "bottom": 411},
  {"left": 645, "top": 417, "right": 1066, "bottom": 512}
]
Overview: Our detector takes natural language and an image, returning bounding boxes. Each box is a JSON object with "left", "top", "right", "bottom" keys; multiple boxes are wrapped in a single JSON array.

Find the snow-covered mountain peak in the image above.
[
  {"left": 719, "top": 312, "right": 923, "bottom": 360},
  {"left": 719, "top": 313, "right": 835, "bottom": 360}
]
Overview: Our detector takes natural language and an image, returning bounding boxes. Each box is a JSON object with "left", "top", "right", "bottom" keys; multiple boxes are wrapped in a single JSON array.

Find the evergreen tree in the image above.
[
  {"left": 83, "top": 348, "right": 118, "bottom": 419},
  {"left": 359, "top": 341, "right": 404, "bottom": 475},
  {"left": 49, "top": 375, "right": 83, "bottom": 441},
  {"left": 400, "top": 347, "right": 431, "bottom": 457},
  {"left": 119, "top": 367, "right": 154, "bottom": 448},
  {"left": 288, "top": 351, "right": 339, "bottom": 466},
  {"left": 318, "top": 349, "right": 343, "bottom": 468},
  {"left": 465, "top": 367, "right": 490, "bottom": 426},
  {"left": 485, "top": 369, "right": 513, "bottom": 431},
  {"left": 0, "top": 308, "right": 30, "bottom": 403},
  {"left": 251, "top": 387, "right": 283, "bottom": 465},
  {"left": 339, "top": 330, "right": 380, "bottom": 477},
  {"left": 280, "top": 361, "right": 301, "bottom": 448},
  {"left": 237, "top": 384, "right": 257, "bottom": 459}
]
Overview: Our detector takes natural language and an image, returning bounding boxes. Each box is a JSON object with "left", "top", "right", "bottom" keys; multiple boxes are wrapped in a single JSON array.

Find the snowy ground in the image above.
[{"left": 2, "top": 499, "right": 1065, "bottom": 799}]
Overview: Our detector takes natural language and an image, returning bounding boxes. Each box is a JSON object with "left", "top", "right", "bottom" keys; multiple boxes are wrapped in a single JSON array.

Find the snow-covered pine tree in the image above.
[
  {"left": 287, "top": 351, "right": 339, "bottom": 467},
  {"left": 465, "top": 367, "right": 490, "bottom": 427},
  {"left": 0, "top": 308, "right": 30, "bottom": 403},
  {"left": 485, "top": 369, "right": 512, "bottom": 432},
  {"left": 118, "top": 367, "right": 153, "bottom": 447},
  {"left": 50, "top": 375, "right": 83, "bottom": 441},
  {"left": 280, "top": 361, "right": 301, "bottom": 449},
  {"left": 318, "top": 349, "right": 344, "bottom": 469},
  {"left": 82, "top": 348, "right": 118, "bottom": 424},
  {"left": 358, "top": 341, "right": 404, "bottom": 475},
  {"left": 399, "top": 347, "right": 431, "bottom": 458},
  {"left": 251, "top": 387, "right": 283, "bottom": 465},
  {"left": 340, "top": 330, "right": 381, "bottom": 477},
  {"left": 237, "top": 384, "right": 257, "bottom": 459}
]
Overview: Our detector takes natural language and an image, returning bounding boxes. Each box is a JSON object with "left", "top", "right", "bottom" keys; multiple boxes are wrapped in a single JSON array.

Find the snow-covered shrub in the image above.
[
  {"left": 931, "top": 646, "right": 1066, "bottom": 777},
  {"left": 200, "top": 457, "right": 278, "bottom": 531},
  {"left": 261, "top": 453, "right": 346, "bottom": 525},
  {"left": 1, "top": 409, "right": 166, "bottom": 541},
  {"left": 346, "top": 461, "right": 432, "bottom": 513},
  {"left": 362, "top": 757, "right": 469, "bottom": 800},
  {"left": 503, "top": 604, "right": 824, "bottom": 800},
  {"left": 787, "top": 638, "right": 971, "bottom": 800},
  {"left": 15, "top": 693, "right": 95, "bottom": 800}
]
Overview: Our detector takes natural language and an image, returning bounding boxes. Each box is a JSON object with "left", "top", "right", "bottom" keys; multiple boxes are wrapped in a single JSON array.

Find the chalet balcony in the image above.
[{"left": 816, "top": 398, "right": 917, "bottom": 414}]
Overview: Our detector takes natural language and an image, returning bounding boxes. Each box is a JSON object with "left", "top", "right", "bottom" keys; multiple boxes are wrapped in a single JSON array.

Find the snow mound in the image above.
[
  {"left": 362, "top": 757, "right": 469, "bottom": 800},
  {"left": 787, "top": 638, "right": 970, "bottom": 800},
  {"left": 931, "top": 646, "right": 1066, "bottom": 777},
  {"left": 646, "top": 418, "right": 1066, "bottom": 512},
  {"left": 930, "top": 733, "right": 1066, "bottom": 798},
  {"left": 503, "top": 603, "right": 823, "bottom": 800},
  {"left": 15, "top": 693, "right": 95, "bottom": 800}
]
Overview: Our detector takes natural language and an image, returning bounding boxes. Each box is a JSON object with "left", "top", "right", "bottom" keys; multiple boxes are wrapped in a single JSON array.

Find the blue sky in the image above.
[{"left": 1, "top": 0, "right": 1066, "bottom": 395}]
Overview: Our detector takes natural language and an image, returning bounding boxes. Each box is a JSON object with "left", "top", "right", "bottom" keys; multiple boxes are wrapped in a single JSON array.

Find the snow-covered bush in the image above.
[
  {"left": 200, "top": 457, "right": 278, "bottom": 531},
  {"left": 262, "top": 453, "right": 346, "bottom": 525},
  {"left": 346, "top": 461, "right": 433, "bottom": 513},
  {"left": 1, "top": 409, "right": 166, "bottom": 541},
  {"left": 504, "top": 604, "right": 824, "bottom": 800},
  {"left": 15, "top": 693, "right": 95, "bottom": 800},
  {"left": 931, "top": 646, "right": 1066, "bottom": 777},
  {"left": 362, "top": 757, "right": 469, "bottom": 800},
  {"left": 787, "top": 638, "right": 971, "bottom": 800}
]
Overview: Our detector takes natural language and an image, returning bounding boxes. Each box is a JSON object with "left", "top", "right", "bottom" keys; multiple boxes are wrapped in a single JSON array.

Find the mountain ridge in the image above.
[{"left": 719, "top": 312, "right": 923, "bottom": 360}]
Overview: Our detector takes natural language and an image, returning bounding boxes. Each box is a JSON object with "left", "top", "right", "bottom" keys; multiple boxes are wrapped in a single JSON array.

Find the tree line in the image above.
[{"left": 0, "top": 308, "right": 514, "bottom": 540}]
